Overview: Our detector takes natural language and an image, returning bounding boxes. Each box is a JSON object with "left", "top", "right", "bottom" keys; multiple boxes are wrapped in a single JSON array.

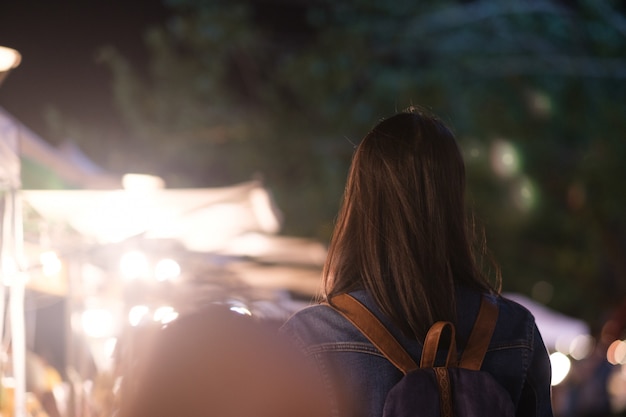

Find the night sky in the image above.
[{"left": 0, "top": 0, "right": 171, "bottom": 142}]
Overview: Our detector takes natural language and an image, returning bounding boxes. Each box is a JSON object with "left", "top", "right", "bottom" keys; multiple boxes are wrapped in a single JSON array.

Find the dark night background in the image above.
[{"left": 0, "top": 1, "right": 171, "bottom": 141}]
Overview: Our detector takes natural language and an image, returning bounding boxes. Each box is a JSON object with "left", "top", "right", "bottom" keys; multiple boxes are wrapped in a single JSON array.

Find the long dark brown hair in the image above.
[{"left": 323, "top": 108, "right": 501, "bottom": 340}]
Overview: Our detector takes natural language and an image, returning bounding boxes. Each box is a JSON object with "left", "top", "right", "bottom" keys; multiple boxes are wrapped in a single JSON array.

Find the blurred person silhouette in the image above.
[
  {"left": 116, "top": 303, "right": 333, "bottom": 417},
  {"left": 281, "top": 107, "right": 554, "bottom": 417}
]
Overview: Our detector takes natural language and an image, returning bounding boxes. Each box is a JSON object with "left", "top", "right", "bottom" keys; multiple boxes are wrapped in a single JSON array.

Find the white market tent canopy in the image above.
[
  {"left": 21, "top": 180, "right": 326, "bottom": 295},
  {"left": 504, "top": 292, "right": 591, "bottom": 353},
  {"left": 22, "top": 180, "right": 281, "bottom": 252}
]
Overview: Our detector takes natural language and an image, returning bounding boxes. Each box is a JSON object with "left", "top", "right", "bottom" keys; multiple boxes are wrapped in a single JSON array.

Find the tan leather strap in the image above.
[
  {"left": 434, "top": 368, "right": 453, "bottom": 417},
  {"left": 328, "top": 293, "right": 499, "bottom": 373},
  {"left": 458, "top": 294, "right": 499, "bottom": 370},
  {"left": 420, "top": 321, "right": 457, "bottom": 368},
  {"left": 329, "top": 294, "right": 418, "bottom": 374}
]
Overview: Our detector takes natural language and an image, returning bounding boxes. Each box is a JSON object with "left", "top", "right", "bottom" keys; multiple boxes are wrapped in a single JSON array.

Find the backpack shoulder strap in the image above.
[
  {"left": 328, "top": 294, "right": 418, "bottom": 374},
  {"left": 327, "top": 293, "right": 499, "bottom": 373},
  {"left": 458, "top": 294, "right": 499, "bottom": 370}
]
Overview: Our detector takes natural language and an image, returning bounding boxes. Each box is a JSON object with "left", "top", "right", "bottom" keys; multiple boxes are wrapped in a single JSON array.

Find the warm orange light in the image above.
[
  {"left": 607, "top": 339, "right": 626, "bottom": 365},
  {"left": 0, "top": 46, "right": 21, "bottom": 72}
]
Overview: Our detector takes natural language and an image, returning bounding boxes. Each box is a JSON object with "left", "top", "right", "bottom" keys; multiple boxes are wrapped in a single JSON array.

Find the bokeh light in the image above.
[
  {"left": 511, "top": 176, "right": 537, "bottom": 212},
  {"left": 608, "top": 340, "right": 626, "bottom": 365},
  {"left": 120, "top": 251, "right": 149, "bottom": 280},
  {"left": 490, "top": 140, "right": 520, "bottom": 178},
  {"left": 0, "top": 46, "right": 21, "bottom": 72},
  {"left": 154, "top": 258, "right": 181, "bottom": 282},
  {"left": 153, "top": 305, "right": 178, "bottom": 324},
  {"left": 40, "top": 251, "right": 62, "bottom": 277},
  {"left": 550, "top": 352, "right": 571, "bottom": 386},
  {"left": 569, "top": 334, "right": 594, "bottom": 360},
  {"left": 82, "top": 309, "right": 115, "bottom": 338},
  {"left": 128, "top": 305, "right": 150, "bottom": 327}
]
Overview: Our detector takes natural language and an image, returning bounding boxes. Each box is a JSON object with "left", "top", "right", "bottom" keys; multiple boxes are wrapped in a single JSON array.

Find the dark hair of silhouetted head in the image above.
[
  {"left": 322, "top": 107, "right": 500, "bottom": 340},
  {"left": 116, "top": 305, "right": 332, "bottom": 417}
]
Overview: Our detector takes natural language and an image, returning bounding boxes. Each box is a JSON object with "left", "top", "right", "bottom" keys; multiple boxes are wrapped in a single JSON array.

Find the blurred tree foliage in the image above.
[{"left": 67, "top": 0, "right": 626, "bottom": 324}]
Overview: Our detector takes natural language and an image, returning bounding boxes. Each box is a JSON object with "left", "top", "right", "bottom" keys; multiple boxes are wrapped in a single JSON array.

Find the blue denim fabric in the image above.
[{"left": 280, "top": 287, "right": 554, "bottom": 417}]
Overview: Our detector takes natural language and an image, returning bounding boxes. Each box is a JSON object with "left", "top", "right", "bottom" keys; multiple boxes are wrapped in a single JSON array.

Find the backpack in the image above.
[{"left": 329, "top": 294, "right": 515, "bottom": 417}]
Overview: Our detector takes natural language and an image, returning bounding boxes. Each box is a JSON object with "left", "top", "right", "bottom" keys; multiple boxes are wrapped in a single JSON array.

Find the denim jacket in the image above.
[{"left": 280, "top": 287, "right": 554, "bottom": 417}]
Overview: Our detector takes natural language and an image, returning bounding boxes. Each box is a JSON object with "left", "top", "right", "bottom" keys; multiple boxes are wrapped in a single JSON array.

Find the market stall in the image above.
[
  {"left": 20, "top": 179, "right": 325, "bottom": 417},
  {"left": 0, "top": 105, "right": 325, "bottom": 415}
]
